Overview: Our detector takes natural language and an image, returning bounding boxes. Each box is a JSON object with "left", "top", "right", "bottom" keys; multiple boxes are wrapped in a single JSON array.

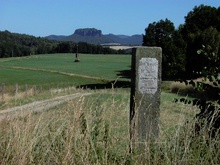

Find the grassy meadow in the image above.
[
  {"left": 0, "top": 53, "right": 219, "bottom": 164},
  {"left": 0, "top": 53, "right": 131, "bottom": 82}
]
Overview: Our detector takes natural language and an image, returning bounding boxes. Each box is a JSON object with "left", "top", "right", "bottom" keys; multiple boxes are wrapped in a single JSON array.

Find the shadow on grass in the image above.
[
  {"left": 77, "top": 80, "right": 131, "bottom": 90},
  {"left": 77, "top": 69, "right": 132, "bottom": 90},
  {"left": 170, "top": 82, "right": 220, "bottom": 101},
  {"left": 116, "top": 69, "right": 131, "bottom": 79}
]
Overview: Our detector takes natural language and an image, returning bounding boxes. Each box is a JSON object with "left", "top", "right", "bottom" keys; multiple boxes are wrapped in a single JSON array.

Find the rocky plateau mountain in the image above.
[{"left": 46, "top": 28, "right": 142, "bottom": 46}]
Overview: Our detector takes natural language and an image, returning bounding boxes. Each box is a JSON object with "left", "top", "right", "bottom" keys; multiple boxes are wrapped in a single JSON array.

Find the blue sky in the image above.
[{"left": 1, "top": 0, "right": 219, "bottom": 37}]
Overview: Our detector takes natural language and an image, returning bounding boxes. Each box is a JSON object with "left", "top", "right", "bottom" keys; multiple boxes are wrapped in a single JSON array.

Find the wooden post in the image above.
[
  {"left": 40, "top": 85, "right": 42, "bottom": 93},
  {"left": 25, "top": 84, "right": 28, "bottom": 96},
  {"left": 33, "top": 85, "right": 36, "bottom": 95},
  {"left": 1, "top": 83, "right": 4, "bottom": 100},
  {"left": 15, "top": 83, "right": 18, "bottom": 97},
  {"left": 130, "top": 47, "right": 162, "bottom": 152}
]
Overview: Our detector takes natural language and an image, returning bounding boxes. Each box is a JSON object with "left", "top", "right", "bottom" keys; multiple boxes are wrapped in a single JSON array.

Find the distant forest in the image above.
[{"left": 0, "top": 31, "right": 126, "bottom": 58}]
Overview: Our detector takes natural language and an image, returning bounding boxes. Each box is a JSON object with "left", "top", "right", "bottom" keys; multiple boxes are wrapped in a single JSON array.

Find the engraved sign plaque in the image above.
[{"left": 138, "top": 58, "right": 158, "bottom": 94}]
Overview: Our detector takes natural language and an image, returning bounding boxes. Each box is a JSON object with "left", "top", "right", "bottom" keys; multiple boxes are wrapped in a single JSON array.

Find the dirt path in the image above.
[{"left": 0, "top": 92, "right": 92, "bottom": 121}]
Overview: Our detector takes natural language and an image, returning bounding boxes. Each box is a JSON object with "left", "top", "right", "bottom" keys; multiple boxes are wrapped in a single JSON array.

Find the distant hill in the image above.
[
  {"left": 46, "top": 28, "right": 142, "bottom": 46},
  {"left": 0, "top": 30, "right": 123, "bottom": 58},
  {"left": 104, "top": 33, "right": 143, "bottom": 46}
]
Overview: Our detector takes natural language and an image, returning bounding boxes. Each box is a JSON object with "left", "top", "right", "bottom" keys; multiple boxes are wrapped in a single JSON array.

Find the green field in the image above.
[{"left": 0, "top": 53, "right": 131, "bottom": 87}]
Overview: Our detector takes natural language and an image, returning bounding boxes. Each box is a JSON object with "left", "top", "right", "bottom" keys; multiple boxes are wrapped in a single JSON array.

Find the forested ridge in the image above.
[{"left": 0, "top": 30, "right": 122, "bottom": 58}]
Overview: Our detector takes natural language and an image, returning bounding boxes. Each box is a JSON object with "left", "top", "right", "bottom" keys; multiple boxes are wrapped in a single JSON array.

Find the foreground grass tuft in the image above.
[{"left": 0, "top": 90, "right": 219, "bottom": 164}]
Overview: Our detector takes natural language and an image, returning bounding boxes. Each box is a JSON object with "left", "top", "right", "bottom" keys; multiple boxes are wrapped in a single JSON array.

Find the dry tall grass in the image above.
[
  {"left": 0, "top": 89, "right": 219, "bottom": 164},
  {"left": 0, "top": 85, "right": 81, "bottom": 110}
]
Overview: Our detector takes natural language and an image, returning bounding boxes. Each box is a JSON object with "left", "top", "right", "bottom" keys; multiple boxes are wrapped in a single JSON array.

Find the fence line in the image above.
[
  {"left": 0, "top": 83, "right": 78, "bottom": 101},
  {"left": 1, "top": 84, "right": 41, "bottom": 101}
]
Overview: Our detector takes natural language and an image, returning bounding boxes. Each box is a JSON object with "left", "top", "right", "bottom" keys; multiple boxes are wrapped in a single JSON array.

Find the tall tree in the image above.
[
  {"left": 143, "top": 19, "right": 186, "bottom": 79},
  {"left": 181, "top": 5, "right": 220, "bottom": 77}
]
